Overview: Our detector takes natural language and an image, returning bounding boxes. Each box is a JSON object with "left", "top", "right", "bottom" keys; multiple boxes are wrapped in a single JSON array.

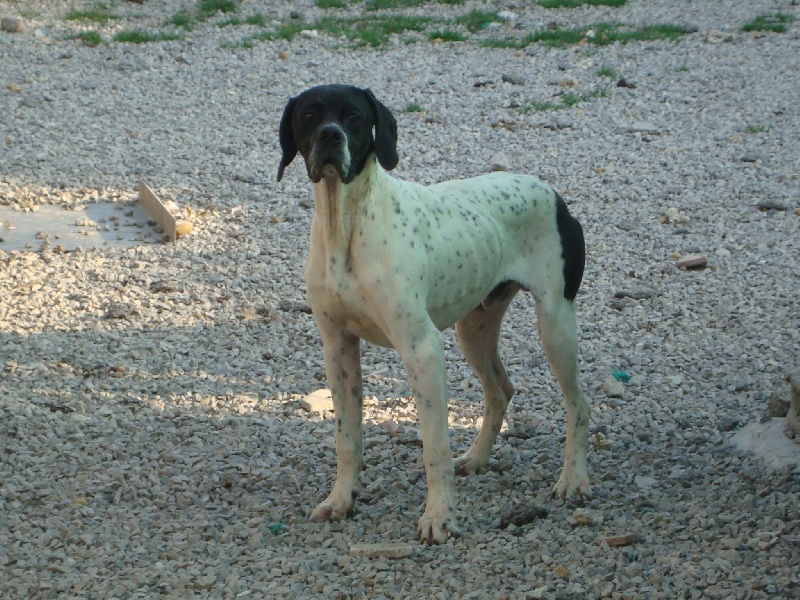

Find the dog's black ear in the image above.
[
  {"left": 364, "top": 89, "right": 398, "bottom": 171},
  {"left": 277, "top": 96, "right": 297, "bottom": 182}
]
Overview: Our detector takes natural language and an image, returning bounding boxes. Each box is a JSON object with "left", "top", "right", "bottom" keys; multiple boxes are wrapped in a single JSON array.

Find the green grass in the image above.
[
  {"left": 316, "top": 14, "right": 433, "bottom": 46},
  {"left": 746, "top": 124, "right": 770, "bottom": 134},
  {"left": 521, "top": 86, "right": 607, "bottom": 112},
  {"left": 540, "top": 0, "right": 626, "bottom": 8},
  {"left": 198, "top": 0, "right": 238, "bottom": 19},
  {"left": 404, "top": 102, "right": 424, "bottom": 112},
  {"left": 316, "top": 0, "right": 347, "bottom": 7},
  {"left": 219, "top": 14, "right": 267, "bottom": 27},
  {"left": 65, "top": 4, "right": 119, "bottom": 25},
  {"left": 456, "top": 10, "right": 502, "bottom": 32},
  {"left": 68, "top": 30, "right": 103, "bottom": 46},
  {"left": 114, "top": 30, "right": 184, "bottom": 43},
  {"left": 429, "top": 29, "right": 466, "bottom": 42},
  {"left": 597, "top": 66, "right": 617, "bottom": 78},
  {"left": 742, "top": 13, "right": 795, "bottom": 33},
  {"left": 166, "top": 9, "right": 194, "bottom": 31},
  {"left": 484, "top": 22, "right": 685, "bottom": 49},
  {"left": 365, "top": 0, "right": 463, "bottom": 8}
]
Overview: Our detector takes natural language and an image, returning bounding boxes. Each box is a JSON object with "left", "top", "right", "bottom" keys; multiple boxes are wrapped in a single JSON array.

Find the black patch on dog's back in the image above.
[{"left": 554, "top": 193, "right": 585, "bottom": 301}]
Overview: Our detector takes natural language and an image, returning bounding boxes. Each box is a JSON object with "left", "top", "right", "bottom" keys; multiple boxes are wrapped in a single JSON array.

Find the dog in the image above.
[{"left": 277, "top": 84, "right": 590, "bottom": 544}]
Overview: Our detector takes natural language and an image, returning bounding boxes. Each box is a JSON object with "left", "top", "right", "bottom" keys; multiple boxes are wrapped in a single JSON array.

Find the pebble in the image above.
[
  {"left": 349, "top": 543, "right": 414, "bottom": 559},
  {"left": 675, "top": 254, "right": 709, "bottom": 269},
  {"left": 603, "top": 375, "right": 625, "bottom": 398},
  {"left": 0, "top": 17, "right": 25, "bottom": 33},
  {"left": 300, "top": 389, "right": 334, "bottom": 413}
]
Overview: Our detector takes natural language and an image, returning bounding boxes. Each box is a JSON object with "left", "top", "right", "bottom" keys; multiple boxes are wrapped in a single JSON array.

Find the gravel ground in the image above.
[{"left": 1, "top": 1, "right": 799, "bottom": 598}]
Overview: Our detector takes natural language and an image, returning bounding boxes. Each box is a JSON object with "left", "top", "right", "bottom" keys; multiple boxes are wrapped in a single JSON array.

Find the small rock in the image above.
[
  {"left": 613, "top": 288, "right": 658, "bottom": 300},
  {"left": 501, "top": 74, "right": 525, "bottom": 86},
  {"left": 676, "top": 254, "right": 708, "bottom": 269},
  {"left": 278, "top": 300, "right": 313, "bottom": 313},
  {"left": 336, "top": 555, "right": 351, "bottom": 568},
  {"left": 559, "top": 75, "right": 578, "bottom": 88},
  {"left": 150, "top": 280, "right": 177, "bottom": 293},
  {"left": 349, "top": 543, "right": 413, "bottom": 559},
  {"left": 599, "top": 532, "right": 641, "bottom": 547},
  {"left": 103, "top": 302, "right": 139, "bottom": 320},
  {"left": 289, "top": 11, "right": 303, "bottom": 20},
  {"left": 756, "top": 198, "right": 790, "bottom": 211},
  {"left": 553, "top": 564, "right": 569, "bottom": 579},
  {"left": 175, "top": 221, "right": 193, "bottom": 237},
  {"left": 499, "top": 504, "right": 548, "bottom": 528},
  {"left": 626, "top": 121, "right": 661, "bottom": 135},
  {"left": 497, "top": 11, "right": 519, "bottom": 21},
  {"left": 1, "top": 17, "right": 26, "bottom": 33},
  {"left": 603, "top": 375, "right": 625, "bottom": 399},
  {"left": 572, "top": 508, "right": 602, "bottom": 526},
  {"left": 194, "top": 574, "right": 216, "bottom": 591},
  {"left": 740, "top": 153, "right": 761, "bottom": 163},
  {"left": 707, "top": 30, "right": 734, "bottom": 43},
  {"left": 766, "top": 392, "right": 789, "bottom": 418},
  {"left": 616, "top": 78, "right": 636, "bottom": 89},
  {"left": 634, "top": 475, "right": 657, "bottom": 490},
  {"left": 718, "top": 416, "right": 740, "bottom": 432},
  {"left": 682, "top": 23, "right": 700, "bottom": 34},
  {"left": 300, "top": 389, "right": 334, "bottom": 413},
  {"left": 489, "top": 152, "right": 511, "bottom": 172}
]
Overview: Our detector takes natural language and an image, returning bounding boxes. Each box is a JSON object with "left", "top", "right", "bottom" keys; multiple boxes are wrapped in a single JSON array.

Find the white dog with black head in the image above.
[{"left": 277, "top": 84, "right": 591, "bottom": 544}]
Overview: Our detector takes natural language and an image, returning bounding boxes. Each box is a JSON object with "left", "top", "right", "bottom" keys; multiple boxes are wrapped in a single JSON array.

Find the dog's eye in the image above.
[
  {"left": 303, "top": 111, "right": 316, "bottom": 122},
  {"left": 347, "top": 113, "right": 361, "bottom": 124}
]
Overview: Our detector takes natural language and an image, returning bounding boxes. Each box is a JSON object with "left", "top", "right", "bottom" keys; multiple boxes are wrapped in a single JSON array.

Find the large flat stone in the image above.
[{"left": 731, "top": 418, "right": 800, "bottom": 471}]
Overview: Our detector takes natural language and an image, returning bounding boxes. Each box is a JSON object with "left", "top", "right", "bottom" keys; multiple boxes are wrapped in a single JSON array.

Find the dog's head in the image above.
[{"left": 277, "top": 84, "right": 398, "bottom": 184}]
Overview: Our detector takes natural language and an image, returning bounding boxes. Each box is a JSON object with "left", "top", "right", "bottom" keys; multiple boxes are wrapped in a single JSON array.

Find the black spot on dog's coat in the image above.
[{"left": 554, "top": 193, "right": 585, "bottom": 301}]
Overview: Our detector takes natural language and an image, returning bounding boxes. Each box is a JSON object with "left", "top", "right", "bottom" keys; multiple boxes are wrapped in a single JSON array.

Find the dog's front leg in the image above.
[
  {"left": 309, "top": 329, "right": 364, "bottom": 522},
  {"left": 398, "top": 327, "right": 460, "bottom": 544}
]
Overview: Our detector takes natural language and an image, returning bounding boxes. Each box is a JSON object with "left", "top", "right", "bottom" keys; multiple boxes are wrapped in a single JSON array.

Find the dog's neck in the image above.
[{"left": 311, "top": 156, "right": 385, "bottom": 267}]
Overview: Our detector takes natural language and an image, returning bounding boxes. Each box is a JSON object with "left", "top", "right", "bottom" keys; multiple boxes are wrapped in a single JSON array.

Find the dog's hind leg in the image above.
[
  {"left": 536, "top": 297, "right": 591, "bottom": 498},
  {"left": 454, "top": 282, "right": 519, "bottom": 475}
]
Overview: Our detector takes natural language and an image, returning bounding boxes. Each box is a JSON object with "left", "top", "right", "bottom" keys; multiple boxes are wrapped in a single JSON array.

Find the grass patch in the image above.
[
  {"left": 540, "top": 0, "right": 626, "bottom": 8},
  {"left": 429, "top": 29, "right": 466, "bottom": 42},
  {"left": 742, "top": 13, "right": 795, "bottom": 33},
  {"left": 365, "top": 0, "right": 463, "bottom": 9},
  {"left": 485, "top": 21, "right": 685, "bottom": 49},
  {"left": 198, "top": 0, "right": 238, "bottom": 19},
  {"left": 366, "top": 0, "right": 426, "bottom": 9},
  {"left": 456, "top": 10, "right": 502, "bottom": 32},
  {"left": 67, "top": 30, "right": 103, "bottom": 46},
  {"left": 219, "top": 14, "right": 267, "bottom": 28},
  {"left": 746, "top": 124, "right": 770, "bottom": 134},
  {"left": 114, "top": 30, "right": 184, "bottom": 43},
  {"left": 521, "top": 87, "right": 607, "bottom": 112},
  {"left": 316, "top": 14, "right": 433, "bottom": 46},
  {"left": 597, "top": 66, "right": 617, "bottom": 78},
  {"left": 316, "top": 0, "right": 347, "bottom": 7},
  {"left": 404, "top": 102, "right": 424, "bottom": 112},
  {"left": 166, "top": 9, "right": 194, "bottom": 31},
  {"left": 65, "top": 4, "right": 119, "bottom": 25}
]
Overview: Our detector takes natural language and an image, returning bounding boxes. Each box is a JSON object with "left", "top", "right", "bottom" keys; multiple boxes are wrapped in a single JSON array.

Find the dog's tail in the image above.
[{"left": 554, "top": 193, "right": 585, "bottom": 302}]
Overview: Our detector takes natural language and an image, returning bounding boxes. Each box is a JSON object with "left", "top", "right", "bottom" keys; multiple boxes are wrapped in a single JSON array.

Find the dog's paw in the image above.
[
  {"left": 551, "top": 469, "right": 591, "bottom": 500},
  {"left": 309, "top": 495, "right": 355, "bottom": 522},
  {"left": 417, "top": 507, "right": 460, "bottom": 545},
  {"left": 454, "top": 452, "right": 489, "bottom": 475}
]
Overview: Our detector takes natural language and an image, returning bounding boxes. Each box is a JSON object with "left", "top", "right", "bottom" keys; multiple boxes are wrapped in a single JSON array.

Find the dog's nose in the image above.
[{"left": 318, "top": 124, "right": 344, "bottom": 144}]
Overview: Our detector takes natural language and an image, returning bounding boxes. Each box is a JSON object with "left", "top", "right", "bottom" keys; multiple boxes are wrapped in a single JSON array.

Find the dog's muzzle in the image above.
[{"left": 308, "top": 124, "right": 351, "bottom": 183}]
